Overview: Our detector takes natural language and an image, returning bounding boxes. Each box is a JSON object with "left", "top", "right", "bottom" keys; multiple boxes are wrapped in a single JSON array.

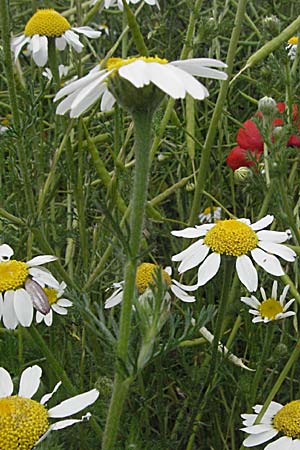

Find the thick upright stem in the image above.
[{"left": 102, "top": 111, "right": 154, "bottom": 450}]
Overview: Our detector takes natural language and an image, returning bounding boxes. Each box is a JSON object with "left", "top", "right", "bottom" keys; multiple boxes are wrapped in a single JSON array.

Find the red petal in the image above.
[
  {"left": 276, "top": 102, "right": 286, "bottom": 113},
  {"left": 288, "top": 134, "right": 300, "bottom": 147},
  {"left": 237, "top": 120, "right": 263, "bottom": 152},
  {"left": 226, "top": 146, "right": 261, "bottom": 170}
]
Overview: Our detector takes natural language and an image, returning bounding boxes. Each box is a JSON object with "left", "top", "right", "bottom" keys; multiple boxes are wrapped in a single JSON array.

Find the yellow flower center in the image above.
[
  {"left": 203, "top": 206, "right": 218, "bottom": 216},
  {"left": 24, "top": 9, "right": 71, "bottom": 37},
  {"left": 0, "top": 260, "right": 28, "bottom": 292},
  {"left": 43, "top": 287, "right": 58, "bottom": 305},
  {"left": 0, "top": 396, "right": 49, "bottom": 449},
  {"left": 259, "top": 298, "right": 283, "bottom": 320},
  {"left": 135, "top": 263, "right": 171, "bottom": 294},
  {"left": 273, "top": 400, "right": 300, "bottom": 438},
  {"left": 288, "top": 36, "right": 299, "bottom": 46},
  {"left": 106, "top": 56, "right": 168, "bottom": 71},
  {"left": 203, "top": 220, "right": 258, "bottom": 257}
]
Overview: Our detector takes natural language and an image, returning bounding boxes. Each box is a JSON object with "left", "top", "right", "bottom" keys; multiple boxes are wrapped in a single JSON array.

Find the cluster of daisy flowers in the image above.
[
  {"left": 0, "top": 244, "right": 72, "bottom": 329},
  {"left": 0, "top": 365, "right": 99, "bottom": 449}
]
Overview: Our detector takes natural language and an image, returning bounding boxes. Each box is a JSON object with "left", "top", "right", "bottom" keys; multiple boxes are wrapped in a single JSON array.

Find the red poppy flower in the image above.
[
  {"left": 226, "top": 146, "right": 261, "bottom": 171},
  {"left": 236, "top": 120, "right": 263, "bottom": 152}
]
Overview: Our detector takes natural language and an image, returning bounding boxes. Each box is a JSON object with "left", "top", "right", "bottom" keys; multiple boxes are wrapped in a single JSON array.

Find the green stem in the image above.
[
  {"left": 48, "top": 37, "right": 60, "bottom": 86},
  {"left": 188, "top": 0, "right": 247, "bottom": 226},
  {"left": 102, "top": 111, "right": 154, "bottom": 450}
]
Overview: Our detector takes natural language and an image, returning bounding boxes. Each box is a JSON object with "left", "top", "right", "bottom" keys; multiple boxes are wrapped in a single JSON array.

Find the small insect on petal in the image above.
[{"left": 25, "top": 279, "right": 51, "bottom": 315}]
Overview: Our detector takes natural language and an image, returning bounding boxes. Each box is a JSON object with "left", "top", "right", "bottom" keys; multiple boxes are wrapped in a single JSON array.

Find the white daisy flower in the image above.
[
  {"left": 198, "top": 206, "right": 221, "bottom": 223},
  {"left": 241, "top": 400, "right": 300, "bottom": 448},
  {"left": 0, "top": 365, "right": 99, "bottom": 449},
  {"left": 0, "top": 125, "right": 8, "bottom": 133},
  {"left": 171, "top": 215, "right": 296, "bottom": 292},
  {"left": 0, "top": 244, "right": 58, "bottom": 329},
  {"left": 105, "top": 262, "right": 196, "bottom": 308},
  {"left": 11, "top": 9, "right": 102, "bottom": 67},
  {"left": 241, "top": 280, "right": 295, "bottom": 323},
  {"left": 36, "top": 281, "right": 73, "bottom": 326},
  {"left": 286, "top": 36, "right": 299, "bottom": 60},
  {"left": 54, "top": 55, "right": 228, "bottom": 118},
  {"left": 91, "top": 0, "right": 159, "bottom": 9}
]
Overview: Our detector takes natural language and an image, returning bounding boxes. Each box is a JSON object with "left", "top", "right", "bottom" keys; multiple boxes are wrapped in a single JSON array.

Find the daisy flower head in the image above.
[
  {"left": 0, "top": 244, "right": 58, "bottom": 329},
  {"left": 36, "top": 281, "right": 73, "bottom": 326},
  {"left": 91, "top": 0, "right": 160, "bottom": 9},
  {"left": 54, "top": 56, "right": 228, "bottom": 117},
  {"left": 171, "top": 215, "right": 296, "bottom": 292},
  {"left": 241, "top": 400, "right": 300, "bottom": 448},
  {"left": 0, "top": 365, "right": 99, "bottom": 449},
  {"left": 286, "top": 36, "right": 299, "bottom": 60},
  {"left": 199, "top": 206, "right": 221, "bottom": 223},
  {"left": 241, "top": 280, "right": 295, "bottom": 323},
  {"left": 105, "top": 262, "right": 196, "bottom": 308},
  {"left": 11, "top": 9, "right": 102, "bottom": 67}
]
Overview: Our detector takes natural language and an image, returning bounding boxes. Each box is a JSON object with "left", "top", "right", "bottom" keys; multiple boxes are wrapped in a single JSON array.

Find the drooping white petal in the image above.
[
  {"left": 26, "top": 255, "right": 58, "bottom": 267},
  {"left": 54, "top": 69, "right": 103, "bottom": 101},
  {"left": 197, "top": 252, "right": 221, "bottom": 286},
  {"left": 31, "top": 34, "right": 48, "bottom": 67},
  {"left": 171, "top": 227, "right": 208, "bottom": 238},
  {"left": 251, "top": 248, "right": 285, "bottom": 276},
  {"left": 55, "top": 36, "right": 67, "bottom": 50},
  {"left": 56, "top": 90, "right": 81, "bottom": 115},
  {"left": 18, "top": 365, "right": 42, "bottom": 398},
  {"left": 72, "top": 26, "right": 101, "bottom": 38},
  {"left": 70, "top": 84, "right": 107, "bottom": 118},
  {"left": 13, "top": 288, "right": 34, "bottom": 327},
  {"left": 69, "top": 72, "right": 110, "bottom": 113},
  {"left": 171, "top": 279, "right": 199, "bottom": 292},
  {"left": 0, "top": 244, "right": 14, "bottom": 261},
  {"left": 236, "top": 255, "right": 258, "bottom": 292},
  {"left": 170, "top": 284, "right": 195, "bottom": 302},
  {"left": 167, "top": 64, "right": 209, "bottom": 99},
  {"left": 40, "top": 381, "right": 62, "bottom": 405},
  {"left": 256, "top": 230, "right": 288, "bottom": 243},
  {"left": 258, "top": 241, "right": 296, "bottom": 262},
  {"left": 145, "top": 63, "right": 187, "bottom": 98},
  {"left": 265, "top": 436, "right": 294, "bottom": 450},
  {"left": 3, "top": 291, "right": 18, "bottom": 329},
  {"left": 11, "top": 35, "right": 30, "bottom": 61},
  {"left": 240, "top": 296, "right": 261, "bottom": 309},
  {"left": 48, "top": 388, "right": 99, "bottom": 418},
  {"left": 63, "top": 29, "right": 84, "bottom": 53},
  {"left": 171, "top": 58, "right": 228, "bottom": 70},
  {"left": 243, "top": 429, "right": 278, "bottom": 447},
  {"left": 0, "top": 367, "right": 13, "bottom": 397},
  {"left": 250, "top": 215, "right": 274, "bottom": 231},
  {"left": 100, "top": 88, "right": 116, "bottom": 111},
  {"left": 118, "top": 60, "right": 151, "bottom": 88},
  {"left": 178, "top": 244, "right": 210, "bottom": 273},
  {"left": 105, "top": 289, "right": 123, "bottom": 308}
]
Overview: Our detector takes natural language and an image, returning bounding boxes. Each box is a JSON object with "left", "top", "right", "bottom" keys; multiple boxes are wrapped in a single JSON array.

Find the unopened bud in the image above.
[
  {"left": 234, "top": 166, "right": 252, "bottom": 183},
  {"left": 262, "top": 15, "right": 280, "bottom": 36},
  {"left": 258, "top": 96, "right": 277, "bottom": 118},
  {"left": 185, "top": 182, "right": 195, "bottom": 192}
]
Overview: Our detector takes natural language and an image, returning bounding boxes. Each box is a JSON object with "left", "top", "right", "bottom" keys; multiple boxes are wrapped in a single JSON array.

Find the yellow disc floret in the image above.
[
  {"left": 24, "top": 9, "right": 71, "bottom": 37},
  {"left": 203, "top": 220, "right": 258, "bottom": 257},
  {"left": 273, "top": 400, "right": 300, "bottom": 438},
  {"left": 106, "top": 56, "right": 168, "bottom": 71},
  {"left": 135, "top": 263, "right": 172, "bottom": 294},
  {"left": 288, "top": 36, "right": 299, "bottom": 46},
  {"left": 0, "top": 396, "right": 49, "bottom": 449},
  {"left": 0, "top": 260, "right": 28, "bottom": 292},
  {"left": 43, "top": 287, "right": 58, "bottom": 305},
  {"left": 259, "top": 298, "right": 283, "bottom": 320}
]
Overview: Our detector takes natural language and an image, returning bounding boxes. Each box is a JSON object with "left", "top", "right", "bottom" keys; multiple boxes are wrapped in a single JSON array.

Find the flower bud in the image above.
[
  {"left": 258, "top": 96, "right": 277, "bottom": 118},
  {"left": 234, "top": 166, "right": 252, "bottom": 183},
  {"left": 262, "top": 15, "right": 280, "bottom": 36}
]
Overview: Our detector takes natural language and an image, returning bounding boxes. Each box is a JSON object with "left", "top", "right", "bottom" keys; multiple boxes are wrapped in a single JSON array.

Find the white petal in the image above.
[
  {"left": 28, "top": 267, "right": 59, "bottom": 288},
  {"left": 250, "top": 215, "right": 274, "bottom": 231},
  {"left": 178, "top": 244, "right": 210, "bottom": 273},
  {"left": 241, "top": 413, "right": 257, "bottom": 426},
  {"left": 36, "top": 310, "right": 44, "bottom": 324},
  {"left": 197, "top": 252, "right": 221, "bottom": 286},
  {"left": 251, "top": 248, "right": 285, "bottom": 276},
  {"left": 57, "top": 298, "right": 73, "bottom": 307},
  {"left": 11, "top": 35, "right": 30, "bottom": 61},
  {"left": 48, "top": 388, "right": 99, "bottom": 418},
  {"left": 265, "top": 437, "right": 294, "bottom": 450},
  {"left": 69, "top": 73, "right": 109, "bottom": 115},
  {"left": 3, "top": 291, "right": 18, "bottom": 329},
  {"left": 279, "top": 311, "right": 296, "bottom": 319},
  {"left": 52, "top": 304, "right": 68, "bottom": 315},
  {"left": 283, "top": 298, "right": 295, "bottom": 311},
  {"left": 72, "top": 26, "right": 101, "bottom": 38},
  {"left": 260, "top": 286, "right": 267, "bottom": 301},
  {"left": 240, "top": 296, "right": 261, "bottom": 309},
  {"left": 55, "top": 36, "right": 67, "bottom": 50},
  {"left": 56, "top": 90, "right": 80, "bottom": 115},
  {"left": 0, "top": 367, "right": 13, "bottom": 397},
  {"left": 0, "top": 244, "right": 14, "bottom": 261},
  {"left": 172, "top": 239, "right": 204, "bottom": 261},
  {"left": 241, "top": 424, "right": 274, "bottom": 434},
  {"left": 26, "top": 255, "right": 57, "bottom": 266},
  {"left": 44, "top": 309, "right": 53, "bottom": 326},
  {"left": 18, "top": 365, "right": 42, "bottom": 398},
  {"left": 40, "top": 381, "right": 62, "bottom": 405},
  {"left": 0, "top": 294, "right": 3, "bottom": 320},
  {"left": 236, "top": 255, "right": 258, "bottom": 292},
  {"left": 256, "top": 230, "right": 288, "bottom": 243},
  {"left": 164, "top": 266, "right": 172, "bottom": 276},
  {"left": 243, "top": 429, "right": 278, "bottom": 447},
  {"left": 258, "top": 241, "right": 296, "bottom": 262},
  {"left": 280, "top": 285, "right": 290, "bottom": 303},
  {"left": 170, "top": 284, "right": 195, "bottom": 302},
  {"left": 63, "top": 29, "right": 84, "bottom": 53},
  {"left": 54, "top": 69, "right": 103, "bottom": 101},
  {"left": 105, "top": 289, "right": 123, "bottom": 308},
  {"left": 31, "top": 35, "right": 48, "bottom": 67},
  {"left": 146, "top": 63, "right": 187, "bottom": 98},
  {"left": 100, "top": 88, "right": 116, "bottom": 111},
  {"left": 252, "top": 316, "right": 264, "bottom": 323},
  {"left": 170, "top": 65, "right": 209, "bottom": 99},
  {"left": 171, "top": 279, "right": 199, "bottom": 292},
  {"left": 171, "top": 58, "right": 228, "bottom": 70},
  {"left": 118, "top": 60, "right": 151, "bottom": 88},
  {"left": 13, "top": 289, "right": 33, "bottom": 327},
  {"left": 271, "top": 281, "right": 278, "bottom": 299},
  {"left": 171, "top": 227, "right": 208, "bottom": 238}
]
